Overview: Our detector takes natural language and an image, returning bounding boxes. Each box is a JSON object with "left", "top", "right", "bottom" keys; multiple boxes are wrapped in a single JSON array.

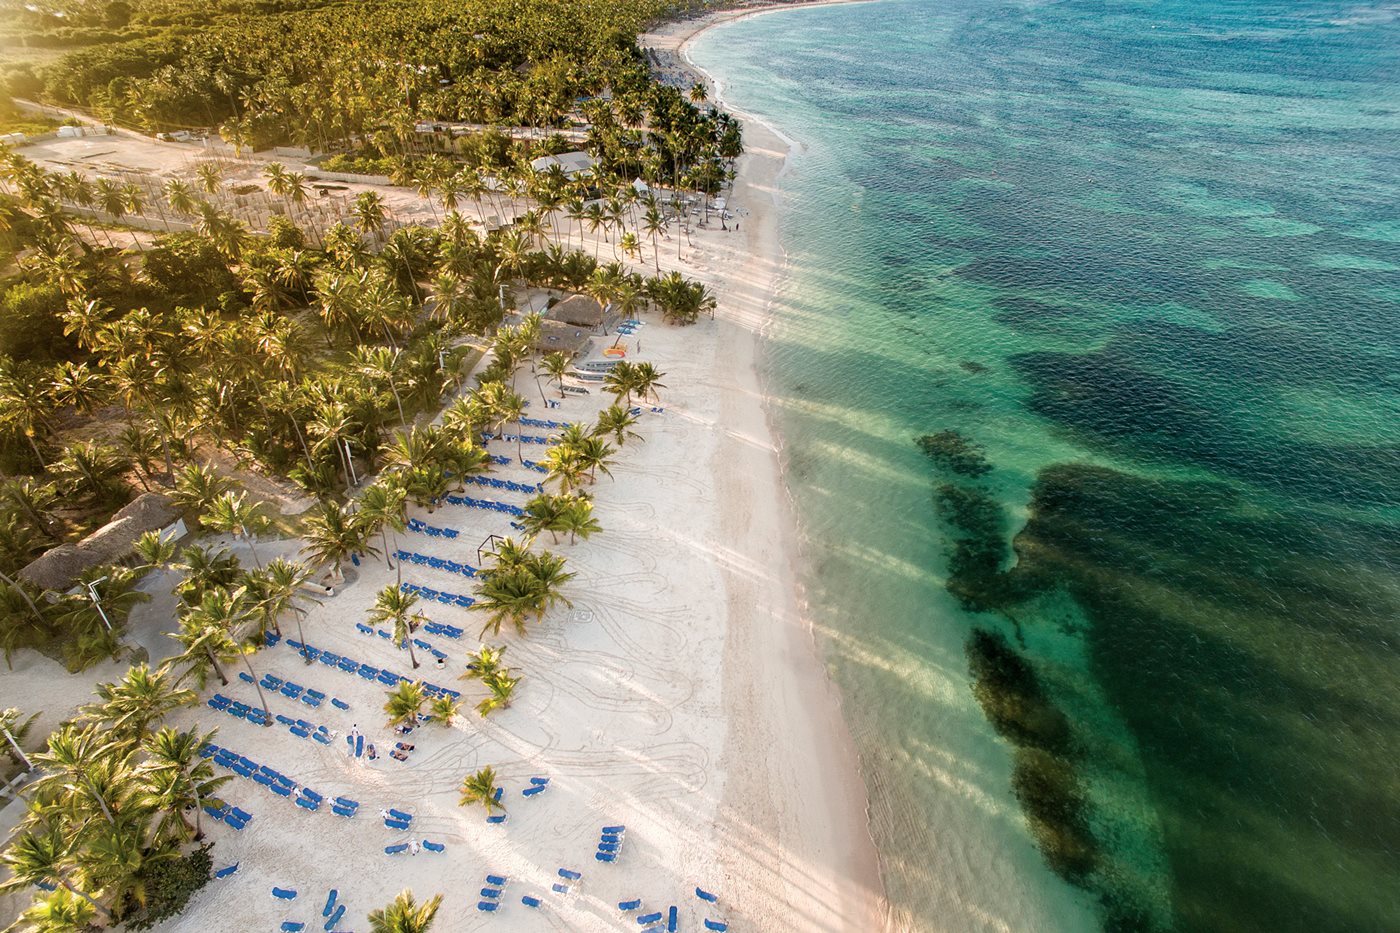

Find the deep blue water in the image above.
[{"left": 691, "top": 1, "right": 1400, "bottom": 930}]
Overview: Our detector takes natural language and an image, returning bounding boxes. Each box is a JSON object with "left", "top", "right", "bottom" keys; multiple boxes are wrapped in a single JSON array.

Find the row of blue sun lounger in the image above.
[
  {"left": 281, "top": 637, "right": 462, "bottom": 700},
  {"left": 443, "top": 494, "right": 526, "bottom": 516},
  {"left": 245, "top": 671, "right": 350, "bottom": 711},
  {"left": 520, "top": 458, "right": 550, "bottom": 474},
  {"left": 482, "top": 432, "right": 552, "bottom": 444},
  {"left": 406, "top": 517, "right": 459, "bottom": 539},
  {"left": 399, "top": 581, "right": 474, "bottom": 609},
  {"left": 213, "top": 688, "right": 338, "bottom": 745},
  {"left": 206, "top": 694, "right": 271, "bottom": 727},
  {"left": 354, "top": 622, "right": 448, "bottom": 659},
  {"left": 519, "top": 417, "right": 577, "bottom": 429},
  {"left": 462, "top": 473, "right": 545, "bottom": 494},
  {"left": 382, "top": 807, "right": 413, "bottom": 830},
  {"left": 384, "top": 839, "right": 446, "bottom": 854},
  {"left": 200, "top": 742, "right": 328, "bottom": 813},
  {"left": 597, "top": 824, "right": 626, "bottom": 863},
  {"left": 202, "top": 800, "right": 252, "bottom": 831},
  {"left": 618, "top": 888, "right": 727, "bottom": 931},
  {"left": 395, "top": 549, "right": 479, "bottom": 579},
  {"left": 422, "top": 620, "right": 463, "bottom": 639},
  {"left": 270, "top": 888, "right": 347, "bottom": 932}
]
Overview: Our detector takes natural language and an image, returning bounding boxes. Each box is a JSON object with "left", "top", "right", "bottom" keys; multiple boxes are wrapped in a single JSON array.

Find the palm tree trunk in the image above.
[
  {"left": 245, "top": 535, "right": 261, "bottom": 569},
  {"left": 61, "top": 879, "right": 112, "bottom": 921},
  {"left": 0, "top": 569, "right": 46, "bottom": 628},
  {"left": 206, "top": 651, "right": 228, "bottom": 686},
  {"left": 191, "top": 779, "right": 205, "bottom": 840}
]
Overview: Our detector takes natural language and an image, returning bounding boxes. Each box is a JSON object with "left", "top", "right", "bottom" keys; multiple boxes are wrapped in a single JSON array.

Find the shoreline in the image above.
[{"left": 646, "top": 6, "right": 890, "bottom": 931}]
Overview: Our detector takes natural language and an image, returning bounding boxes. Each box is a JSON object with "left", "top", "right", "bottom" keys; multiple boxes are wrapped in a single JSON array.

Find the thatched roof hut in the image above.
[
  {"left": 19, "top": 493, "right": 184, "bottom": 592},
  {"left": 533, "top": 319, "right": 593, "bottom": 358},
  {"left": 546, "top": 294, "right": 606, "bottom": 328}
]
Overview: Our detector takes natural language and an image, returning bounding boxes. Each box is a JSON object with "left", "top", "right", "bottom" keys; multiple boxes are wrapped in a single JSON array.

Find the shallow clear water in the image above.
[{"left": 690, "top": 2, "right": 1400, "bottom": 931}]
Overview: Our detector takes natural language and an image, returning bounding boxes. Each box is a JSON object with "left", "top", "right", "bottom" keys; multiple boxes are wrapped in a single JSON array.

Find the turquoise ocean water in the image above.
[{"left": 689, "top": 2, "right": 1400, "bottom": 931}]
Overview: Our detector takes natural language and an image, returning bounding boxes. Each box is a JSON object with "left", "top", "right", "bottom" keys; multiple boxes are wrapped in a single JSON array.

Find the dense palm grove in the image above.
[{"left": 0, "top": 0, "right": 730, "bottom": 928}]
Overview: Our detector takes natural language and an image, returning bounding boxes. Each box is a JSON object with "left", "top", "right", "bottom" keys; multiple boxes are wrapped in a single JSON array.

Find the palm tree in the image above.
[
  {"left": 195, "top": 163, "right": 222, "bottom": 196},
  {"left": 476, "top": 670, "right": 519, "bottom": 717},
  {"left": 427, "top": 695, "right": 461, "bottom": 726},
  {"left": 574, "top": 436, "right": 616, "bottom": 484},
  {"left": 301, "top": 500, "right": 374, "bottom": 582},
  {"left": 631, "top": 362, "right": 667, "bottom": 403},
  {"left": 520, "top": 494, "right": 566, "bottom": 544},
  {"left": 540, "top": 351, "right": 571, "bottom": 398},
  {"left": 462, "top": 644, "right": 507, "bottom": 681},
  {"left": 168, "top": 588, "right": 271, "bottom": 725},
  {"left": 539, "top": 443, "right": 585, "bottom": 493},
  {"left": 202, "top": 491, "right": 272, "bottom": 568},
  {"left": 368, "top": 890, "right": 442, "bottom": 933},
  {"left": 558, "top": 496, "right": 602, "bottom": 544},
  {"left": 12, "top": 886, "right": 97, "bottom": 931},
  {"left": 458, "top": 767, "right": 503, "bottom": 815},
  {"left": 360, "top": 479, "right": 408, "bottom": 572},
  {"left": 163, "top": 178, "right": 199, "bottom": 217},
  {"left": 593, "top": 404, "right": 641, "bottom": 446},
  {"left": 53, "top": 441, "right": 128, "bottom": 502},
  {"left": 369, "top": 585, "right": 422, "bottom": 669},
  {"left": 0, "top": 830, "right": 112, "bottom": 921},
  {"left": 351, "top": 191, "right": 388, "bottom": 238},
  {"left": 169, "top": 463, "right": 233, "bottom": 520},
  {"left": 470, "top": 569, "right": 542, "bottom": 638},
  {"left": 602, "top": 360, "right": 638, "bottom": 406},
  {"left": 29, "top": 725, "right": 126, "bottom": 827},
  {"left": 80, "top": 664, "right": 195, "bottom": 743},
  {"left": 138, "top": 726, "right": 229, "bottom": 842},
  {"left": 383, "top": 680, "right": 426, "bottom": 729},
  {"left": 259, "top": 557, "right": 318, "bottom": 657}
]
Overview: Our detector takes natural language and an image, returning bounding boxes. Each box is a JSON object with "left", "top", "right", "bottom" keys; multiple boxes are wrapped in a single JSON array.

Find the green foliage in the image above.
[
  {"left": 0, "top": 280, "right": 72, "bottom": 362},
  {"left": 141, "top": 233, "right": 238, "bottom": 304},
  {"left": 122, "top": 843, "right": 213, "bottom": 931},
  {"left": 320, "top": 152, "right": 397, "bottom": 177}
]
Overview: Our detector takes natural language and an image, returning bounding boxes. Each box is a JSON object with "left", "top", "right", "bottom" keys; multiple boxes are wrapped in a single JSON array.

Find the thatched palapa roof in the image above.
[
  {"left": 533, "top": 319, "right": 592, "bottom": 358},
  {"left": 546, "top": 294, "right": 606, "bottom": 328},
  {"left": 19, "top": 493, "right": 183, "bottom": 592}
]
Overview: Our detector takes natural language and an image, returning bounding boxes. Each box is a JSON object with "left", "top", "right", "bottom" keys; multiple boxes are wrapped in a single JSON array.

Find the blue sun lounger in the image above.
[
  {"left": 552, "top": 883, "right": 570, "bottom": 894},
  {"left": 477, "top": 902, "right": 497, "bottom": 912},
  {"left": 522, "top": 785, "right": 546, "bottom": 797},
  {"left": 486, "top": 814, "right": 506, "bottom": 824},
  {"left": 331, "top": 697, "right": 350, "bottom": 710},
  {"left": 387, "top": 808, "right": 411, "bottom": 821},
  {"left": 602, "top": 824, "right": 625, "bottom": 834},
  {"left": 703, "top": 921, "right": 728, "bottom": 932},
  {"left": 385, "top": 843, "right": 409, "bottom": 855},
  {"left": 522, "top": 895, "right": 540, "bottom": 908},
  {"left": 596, "top": 852, "right": 617, "bottom": 862},
  {"left": 422, "top": 840, "right": 445, "bottom": 852},
  {"left": 598, "top": 842, "right": 619, "bottom": 853},
  {"left": 214, "top": 862, "right": 239, "bottom": 879},
  {"left": 558, "top": 868, "right": 581, "bottom": 881},
  {"left": 272, "top": 887, "right": 297, "bottom": 900},
  {"left": 322, "top": 890, "right": 338, "bottom": 916},
  {"left": 619, "top": 899, "right": 642, "bottom": 912},
  {"left": 281, "top": 923, "right": 304, "bottom": 932},
  {"left": 294, "top": 796, "right": 318, "bottom": 811},
  {"left": 696, "top": 887, "right": 718, "bottom": 903},
  {"left": 485, "top": 874, "right": 506, "bottom": 886},
  {"left": 668, "top": 906, "right": 678, "bottom": 931},
  {"left": 385, "top": 818, "right": 410, "bottom": 831},
  {"left": 324, "top": 904, "right": 345, "bottom": 931},
  {"left": 480, "top": 888, "right": 501, "bottom": 899},
  {"left": 637, "top": 912, "right": 663, "bottom": 926}
]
